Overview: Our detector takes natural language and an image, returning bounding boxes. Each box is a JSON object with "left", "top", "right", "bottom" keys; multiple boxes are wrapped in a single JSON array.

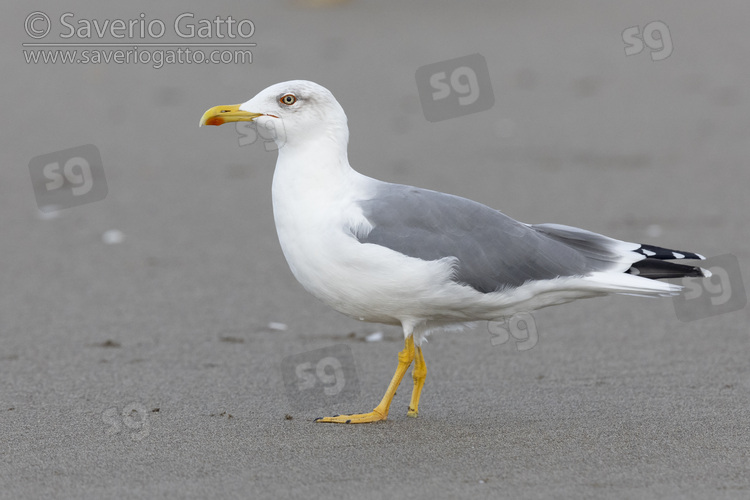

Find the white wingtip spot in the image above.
[
  {"left": 672, "top": 252, "right": 685, "bottom": 259},
  {"left": 642, "top": 249, "right": 656, "bottom": 257}
]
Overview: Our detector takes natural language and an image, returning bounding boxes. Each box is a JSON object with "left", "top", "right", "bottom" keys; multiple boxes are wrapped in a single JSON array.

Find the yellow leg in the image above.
[
  {"left": 316, "top": 336, "right": 415, "bottom": 424},
  {"left": 407, "top": 344, "right": 426, "bottom": 417}
]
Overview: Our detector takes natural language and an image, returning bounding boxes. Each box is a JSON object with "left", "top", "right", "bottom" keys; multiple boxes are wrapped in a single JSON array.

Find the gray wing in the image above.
[{"left": 356, "top": 183, "right": 628, "bottom": 293}]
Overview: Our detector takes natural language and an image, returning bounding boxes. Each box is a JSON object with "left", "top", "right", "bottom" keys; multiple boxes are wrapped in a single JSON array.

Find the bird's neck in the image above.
[
  {"left": 271, "top": 132, "right": 365, "bottom": 252},
  {"left": 275, "top": 133, "right": 354, "bottom": 191}
]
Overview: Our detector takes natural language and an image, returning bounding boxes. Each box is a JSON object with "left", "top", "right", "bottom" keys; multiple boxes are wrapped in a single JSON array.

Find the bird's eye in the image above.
[{"left": 280, "top": 94, "right": 297, "bottom": 105}]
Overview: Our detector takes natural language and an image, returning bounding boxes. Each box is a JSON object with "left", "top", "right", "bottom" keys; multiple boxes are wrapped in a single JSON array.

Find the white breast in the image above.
[{"left": 270, "top": 151, "right": 459, "bottom": 325}]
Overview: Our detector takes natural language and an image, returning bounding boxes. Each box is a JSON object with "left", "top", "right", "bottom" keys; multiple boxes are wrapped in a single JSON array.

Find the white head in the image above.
[{"left": 200, "top": 80, "right": 349, "bottom": 151}]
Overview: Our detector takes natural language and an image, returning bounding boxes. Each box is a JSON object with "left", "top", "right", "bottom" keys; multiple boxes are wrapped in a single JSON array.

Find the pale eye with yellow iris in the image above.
[{"left": 280, "top": 94, "right": 297, "bottom": 105}]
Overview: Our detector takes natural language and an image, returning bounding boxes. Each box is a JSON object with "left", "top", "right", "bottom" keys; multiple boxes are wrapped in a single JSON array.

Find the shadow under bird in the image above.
[{"left": 200, "top": 80, "right": 710, "bottom": 424}]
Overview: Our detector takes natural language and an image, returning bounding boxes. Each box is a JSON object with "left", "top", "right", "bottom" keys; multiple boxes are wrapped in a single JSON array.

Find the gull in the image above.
[{"left": 200, "top": 80, "right": 709, "bottom": 424}]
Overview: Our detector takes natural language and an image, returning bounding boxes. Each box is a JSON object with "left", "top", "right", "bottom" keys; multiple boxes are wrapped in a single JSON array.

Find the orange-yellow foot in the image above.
[
  {"left": 315, "top": 336, "right": 417, "bottom": 424},
  {"left": 406, "top": 344, "right": 427, "bottom": 418},
  {"left": 315, "top": 409, "right": 387, "bottom": 424}
]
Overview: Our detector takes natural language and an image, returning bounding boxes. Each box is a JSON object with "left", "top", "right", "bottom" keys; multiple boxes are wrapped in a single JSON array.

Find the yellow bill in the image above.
[{"left": 199, "top": 104, "right": 263, "bottom": 127}]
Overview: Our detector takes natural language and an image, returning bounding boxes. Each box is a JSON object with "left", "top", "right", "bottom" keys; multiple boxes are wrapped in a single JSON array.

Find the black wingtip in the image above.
[
  {"left": 628, "top": 259, "right": 708, "bottom": 279},
  {"left": 635, "top": 244, "right": 705, "bottom": 261}
]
